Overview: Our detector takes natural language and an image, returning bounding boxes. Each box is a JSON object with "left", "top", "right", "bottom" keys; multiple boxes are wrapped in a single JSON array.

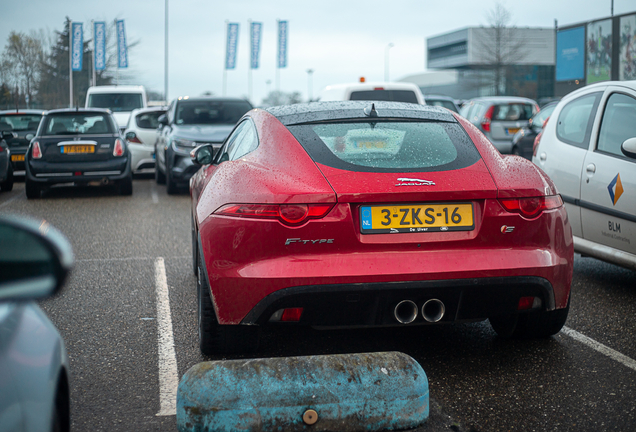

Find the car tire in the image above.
[
  {"left": 25, "top": 178, "right": 41, "bottom": 199},
  {"left": 166, "top": 169, "right": 178, "bottom": 195},
  {"left": 197, "top": 254, "right": 260, "bottom": 355},
  {"left": 490, "top": 298, "right": 570, "bottom": 339},
  {"left": 155, "top": 165, "right": 166, "bottom": 185},
  {"left": 119, "top": 175, "right": 133, "bottom": 195},
  {"left": 0, "top": 165, "right": 13, "bottom": 192},
  {"left": 191, "top": 215, "right": 198, "bottom": 276}
]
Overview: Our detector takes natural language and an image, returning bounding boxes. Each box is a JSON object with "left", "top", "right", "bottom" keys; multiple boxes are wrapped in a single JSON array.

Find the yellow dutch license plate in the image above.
[
  {"left": 11, "top": 154, "right": 25, "bottom": 162},
  {"left": 360, "top": 203, "right": 474, "bottom": 234},
  {"left": 62, "top": 145, "right": 94, "bottom": 154},
  {"left": 507, "top": 128, "right": 520, "bottom": 135},
  {"left": 355, "top": 140, "right": 387, "bottom": 149}
]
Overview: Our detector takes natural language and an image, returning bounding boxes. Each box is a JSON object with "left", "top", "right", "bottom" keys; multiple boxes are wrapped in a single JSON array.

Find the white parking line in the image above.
[
  {"left": 562, "top": 326, "right": 636, "bottom": 372},
  {"left": 154, "top": 257, "right": 179, "bottom": 416},
  {"left": 151, "top": 184, "right": 159, "bottom": 204}
]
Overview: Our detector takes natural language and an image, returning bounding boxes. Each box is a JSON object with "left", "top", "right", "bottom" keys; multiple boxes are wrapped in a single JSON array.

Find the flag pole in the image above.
[
  {"left": 69, "top": 18, "right": 73, "bottom": 108},
  {"left": 92, "top": 20, "right": 96, "bottom": 86}
]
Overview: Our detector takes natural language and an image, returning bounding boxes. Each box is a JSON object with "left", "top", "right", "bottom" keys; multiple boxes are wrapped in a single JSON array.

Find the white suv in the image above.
[{"left": 533, "top": 80, "right": 636, "bottom": 270}]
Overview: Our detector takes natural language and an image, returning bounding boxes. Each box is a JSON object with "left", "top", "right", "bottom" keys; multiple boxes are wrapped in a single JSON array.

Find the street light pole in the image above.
[
  {"left": 384, "top": 43, "right": 394, "bottom": 82},
  {"left": 306, "top": 69, "right": 314, "bottom": 101},
  {"left": 164, "top": 0, "right": 169, "bottom": 101}
]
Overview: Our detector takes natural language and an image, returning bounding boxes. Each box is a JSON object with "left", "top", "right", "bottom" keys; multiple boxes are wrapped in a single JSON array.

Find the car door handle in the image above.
[{"left": 586, "top": 163, "right": 596, "bottom": 175}]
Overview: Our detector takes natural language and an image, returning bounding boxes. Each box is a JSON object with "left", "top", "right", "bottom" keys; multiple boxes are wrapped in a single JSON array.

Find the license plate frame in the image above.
[
  {"left": 360, "top": 203, "right": 474, "bottom": 234},
  {"left": 61, "top": 145, "right": 95, "bottom": 154}
]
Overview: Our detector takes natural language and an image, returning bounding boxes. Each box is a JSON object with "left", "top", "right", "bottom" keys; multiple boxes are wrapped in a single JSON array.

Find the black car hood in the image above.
[{"left": 170, "top": 124, "right": 234, "bottom": 142}]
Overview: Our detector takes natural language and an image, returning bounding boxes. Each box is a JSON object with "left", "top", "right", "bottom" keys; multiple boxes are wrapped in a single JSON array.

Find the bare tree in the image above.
[
  {"left": 475, "top": 2, "right": 527, "bottom": 95},
  {"left": 1, "top": 31, "right": 45, "bottom": 107}
]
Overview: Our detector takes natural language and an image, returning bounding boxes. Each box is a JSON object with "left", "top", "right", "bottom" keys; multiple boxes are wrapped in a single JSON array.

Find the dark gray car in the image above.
[
  {"left": 155, "top": 97, "right": 252, "bottom": 194},
  {"left": 459, "top": 96, "right": 539, "bottom": 153},
  {"left": 0, "top": 132, "right": 13, "bottom": 191}
]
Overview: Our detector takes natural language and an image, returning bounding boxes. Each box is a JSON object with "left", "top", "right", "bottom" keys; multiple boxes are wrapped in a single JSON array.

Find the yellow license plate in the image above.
[
  {"left": 506, "top": 128, "right": 520, "bottom": 135},
  {"left": 354, "top": 140, "right": 387, "bottom": 149},
  {"left": 62, "top": 145, "right": 94, "bottom": 154},
  {"left": 360, "top": 203, "right": 474, "bottom": 234},
  {"left": 11, "top": 154, "right": 25, "bottom": 162}
]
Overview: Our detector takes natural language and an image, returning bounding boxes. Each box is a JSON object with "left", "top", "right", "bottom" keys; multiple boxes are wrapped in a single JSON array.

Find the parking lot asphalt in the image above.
[{"left": 1, "top": 178, "right": 635, "bottom": 432}]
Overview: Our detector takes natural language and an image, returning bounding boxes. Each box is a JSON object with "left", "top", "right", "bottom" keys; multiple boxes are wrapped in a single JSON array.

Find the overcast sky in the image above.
[{"left": 2, "top": 0, "right": 633, "bottom": 105}]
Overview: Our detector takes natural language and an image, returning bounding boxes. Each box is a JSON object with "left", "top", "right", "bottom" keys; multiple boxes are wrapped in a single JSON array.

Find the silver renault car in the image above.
[
  {"left": 460, "top": 96, "right": 539, "bottom": 153},
  {"left": 533, "top": 80, "right": 636, "bottom": 270}
]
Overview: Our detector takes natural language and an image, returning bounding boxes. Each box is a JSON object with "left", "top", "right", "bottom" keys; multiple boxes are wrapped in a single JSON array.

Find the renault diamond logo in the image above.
[{"left": 395, "top": 177, "right": 435, "bottom": 186}]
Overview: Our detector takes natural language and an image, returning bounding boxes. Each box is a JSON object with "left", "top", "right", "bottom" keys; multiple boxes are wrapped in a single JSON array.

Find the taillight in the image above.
[
  {"left": 113, "top": 138, "right": 124, "bottom": 156},
  {"left": 481, "top": 105, "right": 495, "bottom": 132},
  {"left": 32, "top": 141, "right": 42, "bottom": 159},
  {"left": 532, "top": 131, "right": 543, "bottom": 157},
  {"left": 125, "top": 132, "right": 142, "bottom": 144},
  {"left": 498, "top": 195, "right": 563, "bottom": 219},
  {"left": 215, "top": 203, "right": 333, "bottom": 226}
]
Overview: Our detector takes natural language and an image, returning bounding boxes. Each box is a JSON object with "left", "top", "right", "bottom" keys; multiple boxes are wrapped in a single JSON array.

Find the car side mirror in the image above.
[
  {"left": 621, "top": 137, "right": 636, "bottom": 159},
  {"left": 0, "top": 215, "right": 74, "bottom": 301},
  {"left": 190, "top": 144, "right": 215, "bottom": 165},
  {"left": 158, "top": 114, "right": 168, "bottom": 126}
]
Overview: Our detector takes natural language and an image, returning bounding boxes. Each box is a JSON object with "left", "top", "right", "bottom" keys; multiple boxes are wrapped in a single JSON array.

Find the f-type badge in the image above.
[{"left": 395, "top": 177, "right": 435, "bottom": 186}]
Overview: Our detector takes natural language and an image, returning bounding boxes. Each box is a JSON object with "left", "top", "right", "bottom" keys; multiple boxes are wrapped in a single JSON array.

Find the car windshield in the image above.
[
  {"left": 175, "top": 100, "right": 252, "bottom": 125},
  {"left": 0, "top": 114, "right": 42, "bottom": 132},
  {"left": 288, "top": 121, "right": 481, "bottom": 172},
  {"left": 87, "top": 93, "right": 144, "bottom": 112},
  {"left": 349, "top": 90, "right": 419, "bottom": 104},
  {"left": 43, "top": 113, "right": 116, "bottom": 135},
  {"left": 136, "top": 111, "right": 166, "bottom": 129}
]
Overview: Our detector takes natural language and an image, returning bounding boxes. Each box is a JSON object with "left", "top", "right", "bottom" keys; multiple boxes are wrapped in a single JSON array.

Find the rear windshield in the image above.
[
  {"left": 0, "top": 114, "right": 42, "bottom": 132},
  {"left": 43, "top": 113, "right": 116, "bottom": 135},
  {"left": 87, "top": 93, "right": 144, "bottom": 112},
  {"left": 350, "top": 90, "right": 419, "bottom": 104},
  {"left": 492, "top": 103, "right": 535, "bottom": 121},
  {"left": 175, "top": 100, "right": 252, "bottom": 125},
  {"left": 136, "top": 111, "right": 165, "bottom": 129},
  {"left": 287, "top": 121, "right": 480, "bottom": 173}
]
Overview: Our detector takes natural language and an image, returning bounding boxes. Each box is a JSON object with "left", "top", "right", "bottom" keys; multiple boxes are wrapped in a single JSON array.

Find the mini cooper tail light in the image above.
[
  {"left": 113, "top": 138, "right": 124, "bottom": 156},
  {"left": 215, "top": 203, "right": 333, "bottom": 226},
  {"left": 481, "top": 105, "right": 495, "bottom": 133},
  {"left": 499, "top": 195, "right": 563, "bottom": 219},
  {"left": 32, "top": 141, "right": 42, "bottom": 159}
]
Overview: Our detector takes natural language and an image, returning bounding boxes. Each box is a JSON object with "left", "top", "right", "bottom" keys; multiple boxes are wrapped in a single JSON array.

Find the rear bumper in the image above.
[
  {"left": 26, "top": 157, "right": 131, "bottom": 184},
  {"left": 241, "top": 276, "right": 556, "bottom": 327}
]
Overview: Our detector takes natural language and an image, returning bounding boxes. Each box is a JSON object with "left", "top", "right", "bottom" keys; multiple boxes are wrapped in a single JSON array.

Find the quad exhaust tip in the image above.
[
  {"left": 422, "top": 299, "right": 445, "bottom": 323},
  {"left": 394, "top": 300, "right": 418, "bottom": 324}
]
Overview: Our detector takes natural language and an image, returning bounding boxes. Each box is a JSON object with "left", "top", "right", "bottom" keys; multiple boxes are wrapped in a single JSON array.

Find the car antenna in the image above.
[{"left": 364, "top": 103, "right": 378, "bottom": 118}]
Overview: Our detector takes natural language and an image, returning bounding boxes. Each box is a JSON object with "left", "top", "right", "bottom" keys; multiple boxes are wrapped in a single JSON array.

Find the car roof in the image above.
[
  {"left": 44, "top": 108, "right": 113, "bottom": 115},
  {"left": 86, "top": 85, "right": 145, "bottom": 93},
  {"left": 174, "top": 96, "right": 252, "bottom": 104},
  {"left": 130, "top": 107, "right": 167, "bottom": 115},
  {"left": 466, "top": 96, "right": 538, "bottom": 105},
  {"left": 0, "top": 109, "right": 46, "bottom": 115},
  {"left": 265, "top": 101, "right": 455, "bottom": 126}
]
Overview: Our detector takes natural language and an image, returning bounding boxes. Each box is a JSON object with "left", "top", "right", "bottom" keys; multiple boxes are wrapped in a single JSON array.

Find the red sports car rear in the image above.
[{"left": 190, "top": 102, "right": 573, "bottom": 354}]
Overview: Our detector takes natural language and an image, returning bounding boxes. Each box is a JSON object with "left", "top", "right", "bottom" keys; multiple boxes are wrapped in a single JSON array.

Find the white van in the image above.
[
  {"left": 319, "top": 81, "right": 426, "bottom": 105},
  {"left": 85, "top": 85, "right": 148, "bottom": 132}
]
